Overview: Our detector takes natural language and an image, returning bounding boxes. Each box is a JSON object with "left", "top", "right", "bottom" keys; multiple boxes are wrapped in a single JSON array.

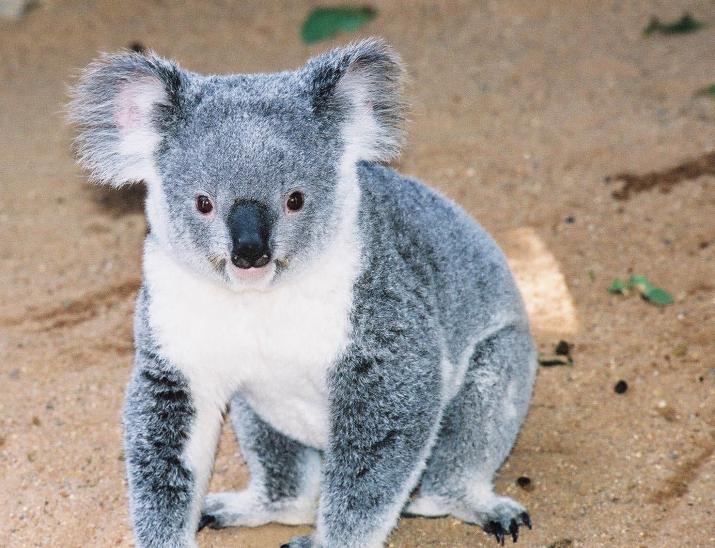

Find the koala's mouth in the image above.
[
  {"left": 227, "top": 260, "right": 276, "bottom": 286},
  {"left": 209, "top": 252, "right": 287, "bottom": 288}
]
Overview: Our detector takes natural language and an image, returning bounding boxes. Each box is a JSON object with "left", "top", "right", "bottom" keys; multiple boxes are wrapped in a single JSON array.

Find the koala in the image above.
[{"left": 68, "top": 38, "right": 537, "bottom": 548}]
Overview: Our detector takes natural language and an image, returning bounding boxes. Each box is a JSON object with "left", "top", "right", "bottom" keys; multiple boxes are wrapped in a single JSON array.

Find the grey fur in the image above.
[
  {"left": 68, "top": 38, "right": 537, "bottom": 547},
  {"left": 124, "top": 288, "right": 197, "bottom": 546}
]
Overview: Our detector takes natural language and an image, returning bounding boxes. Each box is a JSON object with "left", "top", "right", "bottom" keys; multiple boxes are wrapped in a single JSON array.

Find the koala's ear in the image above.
[
  {"left": 302, "top": 38, "right": 406, "bottom": 163},
  {"left": 68, "top": 51, "right": 189, "bottom": 186}
]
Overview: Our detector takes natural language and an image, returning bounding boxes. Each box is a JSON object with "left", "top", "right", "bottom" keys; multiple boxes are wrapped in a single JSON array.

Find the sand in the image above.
[{"left": 0, "top": 1, "right": 713, "bottom": 547}]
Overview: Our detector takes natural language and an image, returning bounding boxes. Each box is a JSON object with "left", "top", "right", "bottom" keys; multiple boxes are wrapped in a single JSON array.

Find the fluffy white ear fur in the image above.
[
  {"left": 68, "top": 52, "right": 181, "bottom": 187},
  {"left": 336, "top": 65, "right": 394, "bottom": 166},
  {"left": 307, "top": 38, "right": 407, "bottom": 164},
  {"left": 114, "top": 76, "right": 168, "bottom": 178}
]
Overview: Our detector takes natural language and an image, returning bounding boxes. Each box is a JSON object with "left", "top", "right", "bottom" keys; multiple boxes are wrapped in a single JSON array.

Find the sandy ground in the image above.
[{"left": 1, "top": 1, "right": 714, "bottom": 547}]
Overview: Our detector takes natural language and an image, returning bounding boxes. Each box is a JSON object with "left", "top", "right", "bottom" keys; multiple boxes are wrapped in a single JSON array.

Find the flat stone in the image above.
[{"left": 500, "top": 227, "right": 579, "bottom": 335}]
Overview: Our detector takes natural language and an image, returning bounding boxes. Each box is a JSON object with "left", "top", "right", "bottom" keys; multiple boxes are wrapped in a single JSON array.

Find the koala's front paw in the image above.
[{"left": 280, "top": 535, "right": 314, "bottom": 548}]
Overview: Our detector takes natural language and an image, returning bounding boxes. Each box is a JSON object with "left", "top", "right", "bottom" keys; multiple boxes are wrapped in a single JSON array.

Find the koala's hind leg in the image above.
[
  {"left": 405, "top": 325, "right": 537, "bottom": 544},
  {"left": 200, "top": 392, "right": 320, "bottom": 530}
]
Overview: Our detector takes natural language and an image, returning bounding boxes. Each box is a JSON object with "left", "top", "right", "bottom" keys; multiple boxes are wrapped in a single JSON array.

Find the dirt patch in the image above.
[
  {"left": 609, "top": 151, "right": 715, "bottom": 200},
  {"left": 547, "top": 540, "right": 574, "bottom": 548},
  {"left": 2, "top": 1, "right": 715, "bottom": 547},
  {"left": 2, "top": 279, "right": 140, "bottom": 330},
  {"left": 648, "top": 438, "right": 715, "bottom": 503}
]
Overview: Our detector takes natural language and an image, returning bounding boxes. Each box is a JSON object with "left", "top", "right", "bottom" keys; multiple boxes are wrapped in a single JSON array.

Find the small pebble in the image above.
[
  {"left": 555, "top": 340, "right": 572, "bottom": 356},
  {"left": 516, "top": 476, "right": 533, "bottom": 491},
  {"left": 614, "top": 380, "right": 628, "bottom": 394},
  {"left": 564, "top": 215, "right": 575, "bottom": 224}
]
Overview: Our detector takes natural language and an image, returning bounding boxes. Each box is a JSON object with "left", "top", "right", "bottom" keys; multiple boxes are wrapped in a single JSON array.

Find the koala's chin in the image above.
[{"left": 225, "top": 261, "right": 277, "bottom": 291}]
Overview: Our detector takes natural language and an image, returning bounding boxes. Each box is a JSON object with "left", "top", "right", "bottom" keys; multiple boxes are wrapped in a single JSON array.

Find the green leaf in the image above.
[
  {"left": 608, "top": 278, "right": 628, "bottom": 294},
  {"left": 696, "top": 84, "right": 715, "bottom": 97},
  {"left": 629, "top": 274, "right": 655, "bottom": 294},
  {"left": 301, "top": 6, "right": 377, "bottom": 44},
  {"left": 609, "top": 274, "right": 674, "bottom": 306},
  {"left": 643, "top": 287, "right": 674, "bottom": 306},
  {"left": 644, "top": 13, "right": 705, "bottom": 36}
]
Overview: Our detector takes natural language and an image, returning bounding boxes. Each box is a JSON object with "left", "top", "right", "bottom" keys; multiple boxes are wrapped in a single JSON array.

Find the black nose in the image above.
[{"left": 228, "top": 201, "right": 272, "bottom": 269}]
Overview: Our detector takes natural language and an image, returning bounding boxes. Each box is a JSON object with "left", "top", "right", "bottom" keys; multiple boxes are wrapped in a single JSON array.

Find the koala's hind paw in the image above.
[
  {"left": 482, "top": 505, "right": 531, "bottom": 545},
  {"left": 199, "top": 490, "right": 316, "bottom": 532},
  {"left": 451, "top": 493, "right": 531, "bottom": 545},
  {"left": 199, "top": 490, "right": 269, "bottom": 530},
  {"left": 484, "top": 512, "right": 531, "bottom": 545}
]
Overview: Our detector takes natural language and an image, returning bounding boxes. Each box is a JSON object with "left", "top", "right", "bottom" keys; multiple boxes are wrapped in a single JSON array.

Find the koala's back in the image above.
[{"left": 355, "top": 162, "right": 528, "bottom": 370}]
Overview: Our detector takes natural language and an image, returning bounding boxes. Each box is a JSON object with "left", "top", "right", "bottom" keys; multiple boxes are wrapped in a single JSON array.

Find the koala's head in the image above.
[{"left": 69, "top": 38, "right": 405, "bottom": 290}]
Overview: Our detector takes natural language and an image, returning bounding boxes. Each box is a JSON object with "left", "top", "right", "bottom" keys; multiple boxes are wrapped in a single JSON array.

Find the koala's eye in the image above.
[
  {"left": 196, "top": 195, "right": 213, "bottom": 215},
  {"left": 286, "top": 191, "right": 304, "bottom": 212}
]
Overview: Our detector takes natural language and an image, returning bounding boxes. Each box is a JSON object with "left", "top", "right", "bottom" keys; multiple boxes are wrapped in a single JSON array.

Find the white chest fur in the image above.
[{"left": 143, "top": 226, "right": 360, "bottom": 450}]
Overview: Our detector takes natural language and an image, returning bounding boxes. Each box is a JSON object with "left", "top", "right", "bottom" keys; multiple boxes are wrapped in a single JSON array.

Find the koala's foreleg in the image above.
[
  {"left": 201, "top": 392, "right": 321, "bottom": 529},
  {"left": 124, "top": 349, "right": 224, "bottom": 548},
  {"left": 285, "top": 349, "right": 443, "bottom": 548}
]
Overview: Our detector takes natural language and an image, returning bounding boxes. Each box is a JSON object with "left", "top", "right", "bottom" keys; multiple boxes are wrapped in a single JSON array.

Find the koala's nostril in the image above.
[
  {"left": 253, "top": 254, "right": 271, "bottom": 268},
  {"left": 231, "top": 252, "right": 251, "bottom": 269}
]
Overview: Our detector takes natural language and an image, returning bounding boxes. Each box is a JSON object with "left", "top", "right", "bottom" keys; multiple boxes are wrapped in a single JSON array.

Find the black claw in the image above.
[
  {"left": 520, "top": 511, "right": 532, "bottom": 530},
  {"left": 280, "top": 544, "right": 290, "bottom": 548},
  {"left": 485, "top": 521, "right": 505, "bottom": 545},
  {"left": 197, "top": 513, "right": 215, "bottom": 532},
  {"left": 509, "top": 518, "right": 519, "bottom": 543}
]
